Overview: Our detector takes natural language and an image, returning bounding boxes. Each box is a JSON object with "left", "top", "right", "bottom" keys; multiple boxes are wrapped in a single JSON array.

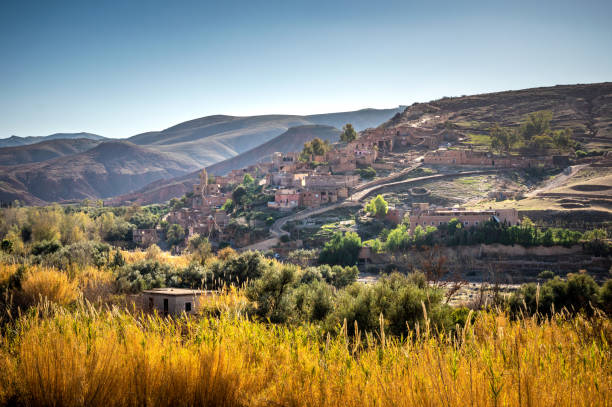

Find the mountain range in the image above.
[{"left": 0, "top": 108, "right": 402, "bottom": 204}]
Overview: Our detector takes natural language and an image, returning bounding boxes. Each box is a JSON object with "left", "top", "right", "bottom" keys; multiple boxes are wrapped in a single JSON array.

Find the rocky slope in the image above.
[{"left": 384, "top": 82, "right": 612, "bottom": 149}]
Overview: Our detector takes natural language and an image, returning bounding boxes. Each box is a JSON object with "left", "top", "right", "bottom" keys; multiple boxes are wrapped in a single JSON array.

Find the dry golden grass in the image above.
[
  {"left": 120, "top": 248, "right": 190, "bottom": 268},
  {"left": 0, "top": 301, "right": 609, "bottom": 407},
  {"left": 21, "top": 267, "right": 79, "bottom": 306},
  {"left": 0, "top": 263, "right": 18, "bottom": 286}
]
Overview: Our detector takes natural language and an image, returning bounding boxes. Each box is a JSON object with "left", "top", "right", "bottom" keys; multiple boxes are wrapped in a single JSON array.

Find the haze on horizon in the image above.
[{"left": 1, "top": 0, "right": 611, "bottom": 139}]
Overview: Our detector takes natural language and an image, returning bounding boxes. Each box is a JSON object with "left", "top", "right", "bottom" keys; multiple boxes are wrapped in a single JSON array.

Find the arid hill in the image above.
[
  {"left": 0, "top": 108, "right": 400, "bottom": 205},
  {"left": 0, "top": 138, "right": 102, "bottom": 166},
  {"left": 384, "top": 82, "right": 612, "bottom": 149},
  {"left": 0, "top": 141, "right": 199, "bottom": 205}
]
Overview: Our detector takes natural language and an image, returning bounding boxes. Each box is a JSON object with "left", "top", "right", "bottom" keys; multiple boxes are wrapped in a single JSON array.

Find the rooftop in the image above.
[{"left": 142, "top": 288, "right": 207, "bottom": 296}]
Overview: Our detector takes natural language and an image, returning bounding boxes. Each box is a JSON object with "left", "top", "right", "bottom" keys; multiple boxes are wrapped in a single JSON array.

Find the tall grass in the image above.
[
  {"left": 0, "top": 301, "right": 609, "bottom": 407},
  {"left": 21, "top": 268, "right": 79, "bottom": 306}
]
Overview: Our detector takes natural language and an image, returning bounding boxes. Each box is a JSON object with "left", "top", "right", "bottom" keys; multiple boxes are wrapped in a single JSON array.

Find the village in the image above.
[{"left": 132, "top": 118, "right": 579, "bottom": 258}]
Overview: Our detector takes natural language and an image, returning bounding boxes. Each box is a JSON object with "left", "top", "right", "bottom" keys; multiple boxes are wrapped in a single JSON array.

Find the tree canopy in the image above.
[
  {"left": 300, "top": 137, "right": 331, "bottom": 160},
  {"left": 340, "top": 123, "right": 358, "bottom": 142},
  {"left": 365, "top": 195, "right": 388, "bottom": 218}
]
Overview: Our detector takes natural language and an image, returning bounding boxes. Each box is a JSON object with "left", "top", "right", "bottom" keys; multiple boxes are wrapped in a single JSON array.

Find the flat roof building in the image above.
[{"left": 142, "top": 288, "right": 210, "bottom": 315}]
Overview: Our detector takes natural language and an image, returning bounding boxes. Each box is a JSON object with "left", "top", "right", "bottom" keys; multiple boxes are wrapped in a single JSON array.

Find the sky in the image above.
[{"left": 1, "top": 0, "right": 611, "bottom": 139}]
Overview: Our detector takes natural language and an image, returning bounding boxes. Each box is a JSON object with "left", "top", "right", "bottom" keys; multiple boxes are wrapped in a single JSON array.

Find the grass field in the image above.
[{"left": 0, "top": 302, "right": 609, "bottom": 407}]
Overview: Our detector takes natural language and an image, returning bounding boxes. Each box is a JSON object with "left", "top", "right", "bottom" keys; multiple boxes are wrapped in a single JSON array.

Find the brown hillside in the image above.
[
  {"left": 384, "top": 82, "right": 612, "bottom": 149},
  {"left": 0, "top": 141, "right": 199, "bottom": 204}
]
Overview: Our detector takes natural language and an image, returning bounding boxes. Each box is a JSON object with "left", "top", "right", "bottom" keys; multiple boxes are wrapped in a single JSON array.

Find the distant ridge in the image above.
[
  {"left": 0, "top": 132, "right": 106, "bottom": 148},
  {"left": 207, "top": 124, "right": 341, "bottom": 175},
  {"left": 0, "top": 141, "right": 199, "bottom": 204},
  {"left": 0, "top": 138, "right": 102, "bottom": 166}
]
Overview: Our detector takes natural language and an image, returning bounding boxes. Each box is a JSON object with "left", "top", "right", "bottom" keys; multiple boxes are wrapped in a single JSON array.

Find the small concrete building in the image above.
[{"left": 142, "top": 288, "right": 208, "bottom": 315}]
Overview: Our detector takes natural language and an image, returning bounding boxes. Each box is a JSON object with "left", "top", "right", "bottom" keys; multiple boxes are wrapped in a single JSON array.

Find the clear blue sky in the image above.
[{"left": 1, "top": 0, "right": 610, "bottom": 139}]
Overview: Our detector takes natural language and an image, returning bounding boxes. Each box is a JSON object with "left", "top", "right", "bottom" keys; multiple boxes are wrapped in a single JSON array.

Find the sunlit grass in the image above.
[{"left": 0, "top": 302, "right": 608, "bottom": 407}]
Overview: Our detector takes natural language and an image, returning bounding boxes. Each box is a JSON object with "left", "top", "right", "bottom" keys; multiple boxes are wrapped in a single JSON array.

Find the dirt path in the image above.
[{"left": 526, "top": 164, "right": 587, "bottom": 197}]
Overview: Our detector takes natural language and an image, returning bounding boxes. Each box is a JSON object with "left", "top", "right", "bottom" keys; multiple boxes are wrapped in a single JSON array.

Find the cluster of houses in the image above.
[
  {"left": 132, "top": 123, "right": 548, "bottom": 249},
  {"left": 165, "top": 169, "right": 232, "bottom": 241}
]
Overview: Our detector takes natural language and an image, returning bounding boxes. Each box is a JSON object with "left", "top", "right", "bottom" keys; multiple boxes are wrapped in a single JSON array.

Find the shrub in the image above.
[
  {"left": 509, "top": 273, "right": 604, "bottom": 316},
  {"left": 246, "top": 264, "right": 299, "bottom": 323},
  {"left": 31, "top": 239, "right": 62, "bottom": 256},
  {"left": 209, "top": 251, "right": 270, "bottom": 287},
  {"left": 116, "top": 260, "right": 175, "bottom": 293},
  {"left": 538, "top": 270, "right": 555, "bottom": 280}
]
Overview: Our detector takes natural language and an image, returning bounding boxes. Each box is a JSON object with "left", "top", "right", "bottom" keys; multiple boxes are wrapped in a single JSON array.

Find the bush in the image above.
[
  {"left": 325, "top": 272, "right": 450, "bottom": 336},
  {"left": 46, "top": 241, "right": 110, "bottom": 270},
  {"left": 209, "top": 251, "right": 271, "bottom": 287},
  {"left": 509, "top": 273, "right": 604, "bottom": 316},
  {"left": 538, "top": 270, "right": 555, "bottom": 280},
  {"left": 116, "top": 260, "right": 175, "bottom": 293},
  {"left": 31, "top": 239, "right": 62, "bottom": 256},
  {"left": 246, "top": 264, "right": 299, "bottom": 323}
]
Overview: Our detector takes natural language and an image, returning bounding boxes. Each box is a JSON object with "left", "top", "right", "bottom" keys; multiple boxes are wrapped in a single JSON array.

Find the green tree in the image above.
[
  {"left": 365, "top": 194, "right": 389, "bottom": 218},
  {"left": 552, "top": 128, "right": 574, "bottom": 151},
  {"left": 319, "top": 231, "right": 362, "bottom": 266},
  {"left": 232, "top": 185, "right": 247, "bottom": 206},
  {"left": 300, "top": 138, "right": 331, "bottom": 160},
  {"left": 243, "top": 173, "right": 254, "bottom": 185},
  {"left": 520, "top": 110, "right": 553, "bottom": 141},
  {"left": 166, "top": 224, "right": 185, "bottom": 246},
  {"left": 340, "top": 123, "right": 358, "bottom": 142},
  {"left": 221, "top": 198, "right": 234, "bottom": 213},
  {"left": 187, "top": 234, "right": 212, "bottom": 265},
  {"left": 489, "top": 123, "right": 519, "bottom": 154}
]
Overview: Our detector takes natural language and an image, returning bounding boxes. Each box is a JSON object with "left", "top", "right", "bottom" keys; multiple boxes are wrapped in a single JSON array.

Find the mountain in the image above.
[
  {"left": 0, "top": 138, "right": 102, "bottom": 166},
  {"left": 0, "top": 132, "right": 106, "bottom": 148},
  {"left": 207, "top": 124, "right": 341, "bottom": 175},
  {"left": 383, "top": 83, "right": 612, "bottom": 149},
  {"left": 128, "top": 108, "right": 402, "bottom": 167},
  {"left": 0, "top": 141, "right": 199, "bottom": 205},
  {"left": 107, "top": 125, "right": 343, "bottom": 205}
]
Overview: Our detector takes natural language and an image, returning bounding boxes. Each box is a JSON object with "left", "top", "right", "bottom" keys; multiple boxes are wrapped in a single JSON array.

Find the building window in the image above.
[
  {"left": 464, "top": 221, "right": 469, "bottom": 225},
  {"left": 475, "top": 221, "right": 479, "bottom": 225},
  {"left": 148, "top": 297, "right": 154, "bottom": 310},
  {"left": 185, "top": 302, "right": 192, "bottom": 312}
]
